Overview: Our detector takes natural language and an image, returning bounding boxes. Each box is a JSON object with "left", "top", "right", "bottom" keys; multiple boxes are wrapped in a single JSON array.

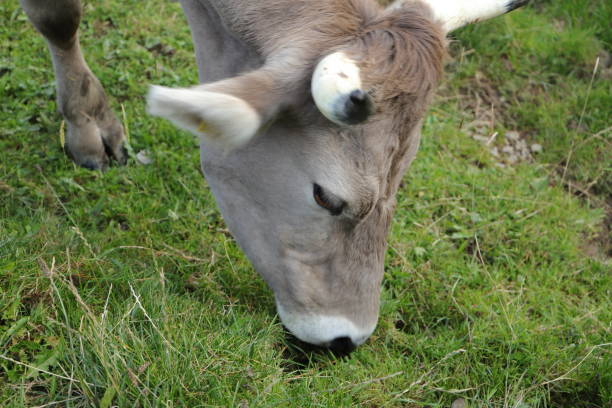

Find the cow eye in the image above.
[{"left": 313, "top": 183, "right": 345, "bottom": 216}]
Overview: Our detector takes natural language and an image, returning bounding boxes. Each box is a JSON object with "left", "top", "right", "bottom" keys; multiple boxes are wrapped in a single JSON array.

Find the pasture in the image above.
[{"left": 1, "top": 0, "right": 610, "bottom": 406}]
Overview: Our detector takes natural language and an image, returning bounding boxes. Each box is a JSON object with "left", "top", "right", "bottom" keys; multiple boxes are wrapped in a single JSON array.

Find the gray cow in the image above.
[{"left": 21, "top": 0, "right": 528, "bottom": 353}]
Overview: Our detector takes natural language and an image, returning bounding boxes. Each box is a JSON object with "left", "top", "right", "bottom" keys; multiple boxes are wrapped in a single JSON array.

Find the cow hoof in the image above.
[
  {"left": 59, "top": 72, "right": 128, "bottom": 170},
  {"left": 101, "top": 117, "right": 128, "bottom": 166},
  {"left": 63, "top": 115, "right": 127, "bottom": 171}
]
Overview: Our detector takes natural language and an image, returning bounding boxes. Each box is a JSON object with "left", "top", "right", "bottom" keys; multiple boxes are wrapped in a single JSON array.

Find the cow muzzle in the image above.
[{"left": 276, "top": 299, "right": 376, "bottom": 353}]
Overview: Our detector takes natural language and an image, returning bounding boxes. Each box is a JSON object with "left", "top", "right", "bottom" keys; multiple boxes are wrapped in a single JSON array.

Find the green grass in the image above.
[{"left": 1, "top": 0, "right": 610, "bottom": 406}]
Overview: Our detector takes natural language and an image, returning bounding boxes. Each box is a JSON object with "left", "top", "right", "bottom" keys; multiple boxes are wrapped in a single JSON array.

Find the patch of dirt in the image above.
[
  {"left": 471, "top": 129, "right": 543, "bottom": 167},
  {"left": 455, "top": 70, "right": 543, "bottom": 167},
  {"left": 443, "top": 68, "right": 611, "bottom": 262},
  {"left": 93, "top": 17, "right": 116, "bottom": 36},
  {"left": 145, "top": 40, "right": 176, "bottom": 57},
  {"left": 581, "top": 205, "right": 612, "bottom": 262}
]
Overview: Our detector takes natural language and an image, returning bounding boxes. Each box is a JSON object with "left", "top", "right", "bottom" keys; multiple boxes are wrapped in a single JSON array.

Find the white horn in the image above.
[
  {"left": 389, "top": 0, "right": 529, "bottom": 33},
  {"left": 311, "top": 52, "right": 373, "bottom": 126}
]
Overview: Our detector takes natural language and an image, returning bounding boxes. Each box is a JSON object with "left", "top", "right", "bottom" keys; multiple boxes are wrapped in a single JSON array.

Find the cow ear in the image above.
[
  {"left": 147, "top": 85, "right": 261, "bottom": 149},
  {"left": 388, "top": 0, "right": 529, "bottom": 33}
]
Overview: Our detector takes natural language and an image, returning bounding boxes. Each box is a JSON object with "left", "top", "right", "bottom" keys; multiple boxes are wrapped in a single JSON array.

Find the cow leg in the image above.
[{"left": 20, "top": 0, "right": 126, "bottom": 170}]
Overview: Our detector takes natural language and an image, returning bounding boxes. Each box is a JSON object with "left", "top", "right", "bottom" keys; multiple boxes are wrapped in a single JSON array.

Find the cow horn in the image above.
[
  {"left": 388, "top": 0, "right": 530, "bottom": 33},
  {"left": 311, "top": 52, "right": 373, "bottom": 126}
]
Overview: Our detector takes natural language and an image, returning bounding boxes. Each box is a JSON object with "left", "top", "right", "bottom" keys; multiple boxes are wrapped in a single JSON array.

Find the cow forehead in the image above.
[{"left": 201, "top": 119, "right": 397, "bottom": 217}]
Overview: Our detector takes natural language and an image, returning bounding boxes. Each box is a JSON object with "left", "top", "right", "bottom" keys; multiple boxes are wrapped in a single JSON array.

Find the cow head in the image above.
[{"left": 147, "top": 0, "right": 528, "bottom": 352}]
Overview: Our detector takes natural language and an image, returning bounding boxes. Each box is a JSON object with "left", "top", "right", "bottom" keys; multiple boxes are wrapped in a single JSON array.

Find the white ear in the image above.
[
  {"left": 147, "top": 85, "right": 261, "bottom": 149},
  {"left": 389, "top": 0, "right": 529, "bottom": 33}
]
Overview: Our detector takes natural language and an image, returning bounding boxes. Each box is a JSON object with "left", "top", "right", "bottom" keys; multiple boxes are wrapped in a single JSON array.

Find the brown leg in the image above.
[{"left": 20, "top": 0, "right": 126, "bottom": 170}]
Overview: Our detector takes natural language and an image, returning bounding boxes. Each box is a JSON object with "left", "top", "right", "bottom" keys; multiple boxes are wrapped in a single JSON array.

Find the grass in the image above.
[{"left": 1, "top": 0, "right": 610, "bottom": 406}]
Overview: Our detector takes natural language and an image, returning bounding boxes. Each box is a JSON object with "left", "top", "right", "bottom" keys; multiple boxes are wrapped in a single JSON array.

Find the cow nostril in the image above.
[{"left": 329, "top": 336, "right": 356, "bottom": 355}]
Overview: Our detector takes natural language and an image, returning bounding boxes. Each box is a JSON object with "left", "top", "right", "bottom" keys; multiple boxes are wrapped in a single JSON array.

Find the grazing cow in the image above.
[{"left": 21, "top": 0, "right": 529, "bottom": 353}]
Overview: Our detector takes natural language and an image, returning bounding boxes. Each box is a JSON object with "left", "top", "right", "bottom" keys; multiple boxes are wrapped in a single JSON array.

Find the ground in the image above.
[{"left": 0, "top": 0, "right": 610, "bottom": 407}]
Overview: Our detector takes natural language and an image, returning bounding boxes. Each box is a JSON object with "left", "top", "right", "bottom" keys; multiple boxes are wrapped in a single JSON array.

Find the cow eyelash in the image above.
[{"left": 313, "top": 183, "right": 345, "bottom": 216}]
